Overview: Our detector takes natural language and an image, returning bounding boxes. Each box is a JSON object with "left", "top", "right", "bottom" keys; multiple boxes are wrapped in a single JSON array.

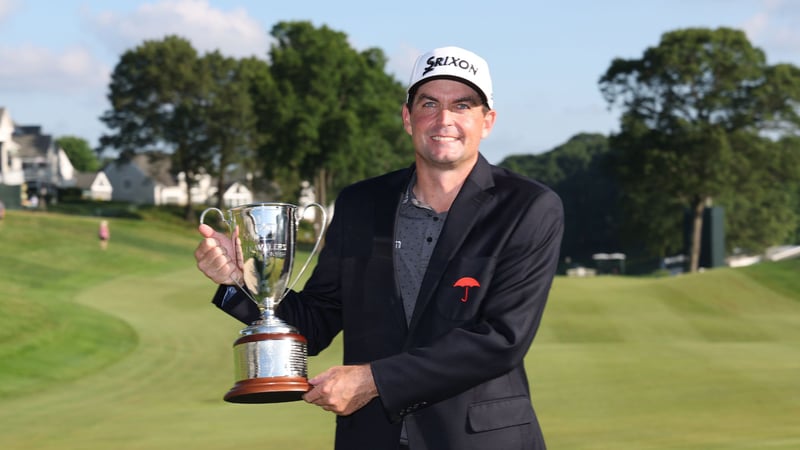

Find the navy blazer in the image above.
[{"left": 213, "top": 154, "right": 564, "bottom": 450}]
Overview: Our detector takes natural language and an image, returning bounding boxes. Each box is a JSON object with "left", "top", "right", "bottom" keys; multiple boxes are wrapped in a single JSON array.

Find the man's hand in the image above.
[
  {"left": 194, "top": 223, "right": 243, "bottom": 285},
  {"left": 303, "top": 365, "right": 378, "bottom": 416}
]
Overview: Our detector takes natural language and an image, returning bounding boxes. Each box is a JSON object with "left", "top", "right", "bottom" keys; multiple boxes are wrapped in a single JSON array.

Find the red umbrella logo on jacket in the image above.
[{"left": 453, "top": 277, "right": 480, "bottom": 302}]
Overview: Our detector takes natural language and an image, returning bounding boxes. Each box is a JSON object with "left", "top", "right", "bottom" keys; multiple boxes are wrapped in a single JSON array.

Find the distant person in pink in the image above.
[{"left": 98, "top": 220, "right": 110, "bottom": 250}]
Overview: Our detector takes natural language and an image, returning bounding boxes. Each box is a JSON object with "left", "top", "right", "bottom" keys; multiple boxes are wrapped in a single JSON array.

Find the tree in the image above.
[
  {"left": 201, "top": 51, "right": 261, "bottom": 209},
  {"left": 99, "top": 35, "right": 211, "bottom": 220},
  {"left": 718, "top": 133, "right": 800, "bottom": 252},
  {"left": 500, "top": 133, "right": 621, "bottom": 268},
  {"left": 56, "top": 136, "right": 99, "bottom": 172},
  {"left": 237, "top": 56, "right": 279, "bottom": 199},
  {"left": 262, "top": 21, "right": 412, "bottom": 209},
  {"left": 599, "top": 27, "right": 800, "bottom": 272}
]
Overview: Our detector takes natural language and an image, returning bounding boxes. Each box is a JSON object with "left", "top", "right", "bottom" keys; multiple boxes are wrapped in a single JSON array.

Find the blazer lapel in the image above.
[{"left": 407, "top": 155, "right": 495, "bottom": 332}]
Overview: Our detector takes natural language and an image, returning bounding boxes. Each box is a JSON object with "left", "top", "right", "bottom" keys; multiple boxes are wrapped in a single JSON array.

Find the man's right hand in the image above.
[{"left": 194, "top": 224, "right": 243, "bottom": 285}]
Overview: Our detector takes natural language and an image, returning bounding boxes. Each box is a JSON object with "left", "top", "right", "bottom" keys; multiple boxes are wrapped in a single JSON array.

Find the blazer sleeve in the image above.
[
  {"left": 370, "top": 188, "right": 564, "bottom": 420},
  {"left": 210, "top": 284, "right": 261, "bottom": 324}
]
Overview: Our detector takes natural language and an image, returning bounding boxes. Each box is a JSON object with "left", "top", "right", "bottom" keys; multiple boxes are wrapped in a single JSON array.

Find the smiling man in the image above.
[{"left": 195, "top": 46, "right": 564, "bottom": 450}]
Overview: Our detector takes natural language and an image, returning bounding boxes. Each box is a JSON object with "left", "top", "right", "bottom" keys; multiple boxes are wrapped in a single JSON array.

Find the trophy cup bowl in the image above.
[{"left": 201, "top": 202, "right": 326, "bottom": 403}]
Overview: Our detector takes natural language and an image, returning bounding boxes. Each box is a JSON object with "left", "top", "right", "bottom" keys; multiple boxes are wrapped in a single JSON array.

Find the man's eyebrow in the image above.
[
  {"left": 454, "top": 95, "right": 480, "bottom": 105},
  {"left": 418, "top": 93, "right": 439, "bottom": 103},
  {"left": 418, "top": 93, "right": 480, "bottom": 105}
]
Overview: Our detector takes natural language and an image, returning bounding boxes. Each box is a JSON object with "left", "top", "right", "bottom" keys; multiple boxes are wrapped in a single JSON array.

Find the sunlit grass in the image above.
[{"left": 0, "top": 210, "right": 798, "bottom": 449}]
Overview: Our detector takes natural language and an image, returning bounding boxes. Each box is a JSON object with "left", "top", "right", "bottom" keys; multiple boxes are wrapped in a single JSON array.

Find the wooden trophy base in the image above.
[{"left": 224, "top": 376, "right": 310, "bottom": 403}]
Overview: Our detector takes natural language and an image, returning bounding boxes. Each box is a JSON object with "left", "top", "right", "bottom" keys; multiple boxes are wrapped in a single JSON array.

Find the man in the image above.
[{"left": 195, "top": 46, "right": 563, "bottom": 450}]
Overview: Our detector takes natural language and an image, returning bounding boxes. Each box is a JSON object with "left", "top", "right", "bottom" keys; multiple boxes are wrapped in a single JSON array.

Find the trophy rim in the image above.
[{"left": 229, "top": 202, "right": 298, "bottom": 211}]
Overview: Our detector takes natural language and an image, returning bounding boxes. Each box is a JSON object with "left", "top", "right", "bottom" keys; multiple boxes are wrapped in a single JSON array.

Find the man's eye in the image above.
[
  {"left": 422, "top": 101, "right": 437, "bottom": 108},
  {"left": 455, "top": 103, "right": 471, "bottom": 110}
]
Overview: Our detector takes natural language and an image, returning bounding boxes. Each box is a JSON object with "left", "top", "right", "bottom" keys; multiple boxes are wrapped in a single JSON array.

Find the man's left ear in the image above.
[{"left": 482, "top": 110, "right": 497, "bottom": 138}]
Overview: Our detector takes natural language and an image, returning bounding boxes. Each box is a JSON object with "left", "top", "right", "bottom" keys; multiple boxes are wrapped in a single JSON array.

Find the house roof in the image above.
[
  {"left": 74, "top": 172, "right": 99, "bottom": 189},
  {"left": 13, "top": 127, "right": 54, "bottom": 158},
  {"left": 130, "top": 152, "right": 178, "bottom": 187}
]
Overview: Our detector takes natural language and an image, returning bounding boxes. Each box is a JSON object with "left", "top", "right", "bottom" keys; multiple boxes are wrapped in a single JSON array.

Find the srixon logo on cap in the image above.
[{"left": 422, "top": 55, "right": 479, "bottom": 77}]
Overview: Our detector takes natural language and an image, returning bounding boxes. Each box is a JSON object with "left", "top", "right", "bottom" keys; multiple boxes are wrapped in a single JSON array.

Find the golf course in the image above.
[{"left": 1, "top": 210, "right": 798, "bottom": 449}]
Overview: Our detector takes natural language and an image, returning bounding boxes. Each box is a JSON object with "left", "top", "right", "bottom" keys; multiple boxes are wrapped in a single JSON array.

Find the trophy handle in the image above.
[
  {"left": 285, "top": 202, "right": 328, "bottom": 295},
  {"left": 199, "top": 207, "right": 254, "bottom": 304},
  {"left": 200, "top": 207, "right": 228, "bottom": 230}
]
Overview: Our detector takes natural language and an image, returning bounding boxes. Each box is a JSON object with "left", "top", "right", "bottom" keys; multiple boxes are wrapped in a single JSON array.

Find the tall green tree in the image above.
[
  {"left": 56, "top": 136, "right": 99, "bottom": 172},
  {"left": 238, "top": 56, "right": 279, "bottom": 198},
  {"left": 99, "top": 35, "right": 211, "bottom": 220},
  {"left": 600, "top": 27, "right": 800, "bottom": 271},
  {"left": 262, "top": 21, "right": 412, "bottom": 208},
  {"left": 201, "top": 51, "right": 261, "bottom": 209}
]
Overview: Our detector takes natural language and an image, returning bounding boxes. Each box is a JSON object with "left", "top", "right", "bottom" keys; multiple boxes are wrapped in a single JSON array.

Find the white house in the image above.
[
  {"left": 15, "top": 125, "right": 76, "bottom": 195},
  {"left": 103, "top": 152, "right": 188, "bottom": 205},
  {"left": 74, "top": 171, "right": 113, "bottom": 201},
  {"left": 103, "top": 152, "right": 252, "bottom": 206},
  {"left": 1, "top": 109, "right": 78, "bottom": 207},
  {"left": 0, "top": 108, "right": 25, "bottom": 186},
  {"left": 220, "top": 181, "right": 253, "bottom": 207}
]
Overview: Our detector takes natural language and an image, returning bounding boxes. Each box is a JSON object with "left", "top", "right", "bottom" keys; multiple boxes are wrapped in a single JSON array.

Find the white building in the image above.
[
  {"left": 0, "top": 108, "right": 79, "bottom": 207},
  {"left": 15, "top": 125, "right": 76, "bottom": 194},
  {"left": 103, "top": 152, "right": 252, "bottom": 206},
  {"left": 0, "top": 108, "right": 25, "bottom": 186},
  {"left": 74, "top": 171, "right": 113, "bottom": 201},
  {"left": 103, "top": 152, "right": 188, "bottom": 205}
]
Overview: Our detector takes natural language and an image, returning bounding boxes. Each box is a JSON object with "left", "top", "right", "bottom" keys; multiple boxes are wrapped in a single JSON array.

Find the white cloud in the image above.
[
  {"left": 0, "top": 44, "right": 110, "bottom": 93},
  {"left": 742, "top": 0, "right": 800, "bottom": 64},
  {"left": 741, "top": 12, "right": 769, "bottom": 39},
  {"left": 86, "top": 0, "right": 271, "bottom": 59},
  {"left": 0, "top": 0, "right": 18, "bottom": 23}
]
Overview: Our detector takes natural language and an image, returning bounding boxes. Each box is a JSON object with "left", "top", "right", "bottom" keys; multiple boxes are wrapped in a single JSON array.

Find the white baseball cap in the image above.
[{"left": 406, "top": 46, "right": 494, "bottom": 109}]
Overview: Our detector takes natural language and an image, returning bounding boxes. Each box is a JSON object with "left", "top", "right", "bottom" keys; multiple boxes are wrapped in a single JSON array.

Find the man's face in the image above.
[{"left": 403, "top": 79, "right": 496, "bottom": 171}]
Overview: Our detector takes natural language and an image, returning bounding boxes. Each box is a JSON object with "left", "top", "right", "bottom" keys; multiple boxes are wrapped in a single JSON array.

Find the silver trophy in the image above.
[{"left": 200, "top": 202, "right": 326, "bottom": 403}]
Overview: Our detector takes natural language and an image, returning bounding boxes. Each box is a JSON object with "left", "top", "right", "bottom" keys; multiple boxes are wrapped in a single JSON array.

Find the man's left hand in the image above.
[{"left": 303, "top": 364, "right": 378, "bottom": 416}]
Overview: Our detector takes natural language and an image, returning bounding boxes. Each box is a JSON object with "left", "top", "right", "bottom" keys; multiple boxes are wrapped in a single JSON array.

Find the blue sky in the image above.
[{"left": 2, "top": 0, "right": 800, "bottom": 164}]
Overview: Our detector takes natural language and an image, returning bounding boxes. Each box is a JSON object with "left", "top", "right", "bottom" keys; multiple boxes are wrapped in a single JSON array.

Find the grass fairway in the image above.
[
  {"left": 533, "top": 269, "right": 800, "bottom": 449},
  {"left": 1, "top": 210, "right": 799, "bottom": 449}
]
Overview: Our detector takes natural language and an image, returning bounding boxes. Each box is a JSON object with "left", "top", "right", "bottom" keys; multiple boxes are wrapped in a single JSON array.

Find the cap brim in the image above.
[{"left": 407, "top": 75, "right": 490, "bottom": 109}]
